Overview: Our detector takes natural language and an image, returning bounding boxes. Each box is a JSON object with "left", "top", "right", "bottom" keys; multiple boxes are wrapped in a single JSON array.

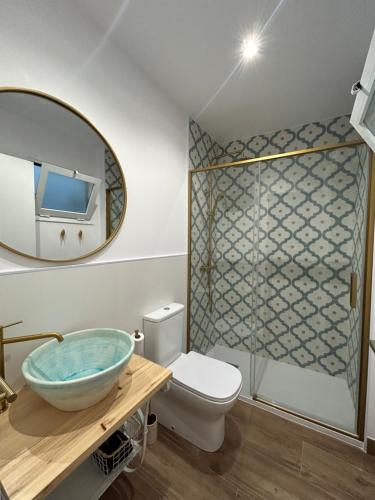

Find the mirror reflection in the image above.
[{"left": 0, "top": 90, "right": 125, "bottom": 261}]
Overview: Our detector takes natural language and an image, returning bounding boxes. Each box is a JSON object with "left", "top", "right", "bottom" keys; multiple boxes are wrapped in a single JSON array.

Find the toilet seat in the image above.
[{"left": 169, "top": 351, "right": 242, "bottom": 403}]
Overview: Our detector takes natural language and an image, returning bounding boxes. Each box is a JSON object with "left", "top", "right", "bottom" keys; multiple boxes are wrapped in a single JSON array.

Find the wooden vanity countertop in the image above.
[{"left": 0, "top": 354, "right": 171, "bottom": 500}]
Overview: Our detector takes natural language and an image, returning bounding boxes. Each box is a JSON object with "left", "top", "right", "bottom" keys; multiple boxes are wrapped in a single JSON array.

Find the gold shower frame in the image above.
[{"left": 187, "top": 139, "right": 374, "bottom": 441}]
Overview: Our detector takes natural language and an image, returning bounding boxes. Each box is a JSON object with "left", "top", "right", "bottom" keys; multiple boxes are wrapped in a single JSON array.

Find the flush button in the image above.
[{"left": 163, "top": 307, "right": 170, "bottom": 310}]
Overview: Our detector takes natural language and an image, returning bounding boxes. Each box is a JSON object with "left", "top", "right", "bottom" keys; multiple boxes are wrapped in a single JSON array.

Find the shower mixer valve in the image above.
[{"left": 200, "top": 263, "right": 215, "bottom": 273}]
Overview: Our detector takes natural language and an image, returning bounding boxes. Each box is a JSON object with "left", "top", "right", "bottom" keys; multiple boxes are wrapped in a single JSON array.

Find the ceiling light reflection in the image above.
[{"left": 241, "top": 35, "right": 260, "bottom": 61}]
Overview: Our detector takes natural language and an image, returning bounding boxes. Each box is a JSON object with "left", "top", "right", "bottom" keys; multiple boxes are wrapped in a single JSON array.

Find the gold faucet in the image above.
[{"left": 0, "top": 321, "right": 64, "bottom": 412}]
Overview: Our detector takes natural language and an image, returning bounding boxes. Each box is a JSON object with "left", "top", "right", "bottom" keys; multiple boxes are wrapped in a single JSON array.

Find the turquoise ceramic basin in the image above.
[{"left": 22, "top": 328, "right": 134, "bottom": 411}]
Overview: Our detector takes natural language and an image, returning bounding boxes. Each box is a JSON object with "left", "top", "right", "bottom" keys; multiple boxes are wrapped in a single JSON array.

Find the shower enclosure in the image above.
[{"left": 188, "top": 140, "right": 374, "bottom": 439}]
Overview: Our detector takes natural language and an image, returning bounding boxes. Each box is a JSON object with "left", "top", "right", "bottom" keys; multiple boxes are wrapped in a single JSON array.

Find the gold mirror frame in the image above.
[{"left": 0, "top": 87, "right": 127, "bottom": 263}]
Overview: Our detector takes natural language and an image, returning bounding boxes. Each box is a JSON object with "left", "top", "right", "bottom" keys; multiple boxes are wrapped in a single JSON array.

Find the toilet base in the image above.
[{"left": 151, "top": 381, "right": 240, "bottom": 452}]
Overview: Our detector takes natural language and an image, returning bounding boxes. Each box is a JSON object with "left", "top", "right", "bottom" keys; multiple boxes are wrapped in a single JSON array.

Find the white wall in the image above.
[
  {"left": 1, "top": 255, "right": 187, "bottom": 389},
  {"left": 0, "top": 153, "right": 36, "bottom": 254},
  {"left": 0, "top": 5, "right": 188, "bottom": 390},
  {"left": 0, "top": 1, "right": 188, "bottom": 273}
]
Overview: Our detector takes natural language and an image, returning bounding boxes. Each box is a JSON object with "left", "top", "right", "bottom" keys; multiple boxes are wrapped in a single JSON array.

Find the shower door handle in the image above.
[{"left": 350, "top": 272, "right": 358, "bottom": 309}]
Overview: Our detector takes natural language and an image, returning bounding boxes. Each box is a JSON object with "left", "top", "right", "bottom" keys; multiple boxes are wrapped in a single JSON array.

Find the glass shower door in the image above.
[
  {"left": 203, "top": 163, "right": 260, "bottom": 398},
  {"left": 252, "top": 144, "right": 370, "bottom": 435}
]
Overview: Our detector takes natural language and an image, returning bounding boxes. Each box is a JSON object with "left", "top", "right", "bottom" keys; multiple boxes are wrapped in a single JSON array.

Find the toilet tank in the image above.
[{"left": 143, "top": 303, "right": 184, "bottom": 366}]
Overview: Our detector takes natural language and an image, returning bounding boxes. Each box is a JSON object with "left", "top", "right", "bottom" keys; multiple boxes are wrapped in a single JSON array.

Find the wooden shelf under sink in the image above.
[{"left": 0, "top": 354, "right": 171, "bottom": 500}]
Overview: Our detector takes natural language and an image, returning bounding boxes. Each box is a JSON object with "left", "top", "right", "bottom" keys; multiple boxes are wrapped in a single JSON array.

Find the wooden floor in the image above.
[{"left": 101, "top": 401, "right": 375, "bottom": 499}]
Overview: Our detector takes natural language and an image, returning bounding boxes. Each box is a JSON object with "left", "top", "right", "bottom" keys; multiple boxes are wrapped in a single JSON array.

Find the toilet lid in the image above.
[{"left": 169, "top": 351, "right": 242, "bottom": 402}]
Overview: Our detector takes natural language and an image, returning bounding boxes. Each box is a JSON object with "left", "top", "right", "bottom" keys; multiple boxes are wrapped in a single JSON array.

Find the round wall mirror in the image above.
[{"left": 0, "top": 88, "right": 126, "bottom": 262}]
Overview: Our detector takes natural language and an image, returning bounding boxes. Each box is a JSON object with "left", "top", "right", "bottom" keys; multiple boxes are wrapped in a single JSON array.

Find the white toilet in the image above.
[{"left": 143, "top": 303, "right": 242, "bottom": 452}]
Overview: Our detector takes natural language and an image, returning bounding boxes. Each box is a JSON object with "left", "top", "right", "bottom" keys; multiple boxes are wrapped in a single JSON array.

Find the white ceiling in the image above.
[{"left": 75, "top": 0, "right": 375, "bottom": 144}]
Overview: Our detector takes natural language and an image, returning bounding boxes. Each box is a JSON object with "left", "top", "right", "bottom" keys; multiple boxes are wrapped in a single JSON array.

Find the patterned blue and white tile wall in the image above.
[
  {"left": 211, "top": 115, "right": 359, "bottom": 163},
  {"left": 189, "top": 120, "right": 224, "bottom": 354},
  {"left": 105, "top": 148, "right": 124, "bottom": 234},
  {"left": 189, "top": 116, "right": 368, "bottom": 397},
  {"left": 189, "top": 119, "right": 223, "bottom": 168}
]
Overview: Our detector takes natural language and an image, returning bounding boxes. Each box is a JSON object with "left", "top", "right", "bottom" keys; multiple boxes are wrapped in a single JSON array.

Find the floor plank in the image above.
[
  {"left": 296, "top": 420, "right": 375, "bottom": 475},
  {"left": 102, "top": 402, "right": 375, "bottom": 500},
  {"left": 301, "top": 441, "right": 375, "bottom": 500},
  {"left": 243, "top": 405, "right": 304, "bottom": 472}
]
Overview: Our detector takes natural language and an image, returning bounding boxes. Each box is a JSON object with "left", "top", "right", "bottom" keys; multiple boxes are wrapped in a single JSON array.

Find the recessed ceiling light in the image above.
[{"left": 241, "top": 35, "right": 260, "bottom": 61}]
